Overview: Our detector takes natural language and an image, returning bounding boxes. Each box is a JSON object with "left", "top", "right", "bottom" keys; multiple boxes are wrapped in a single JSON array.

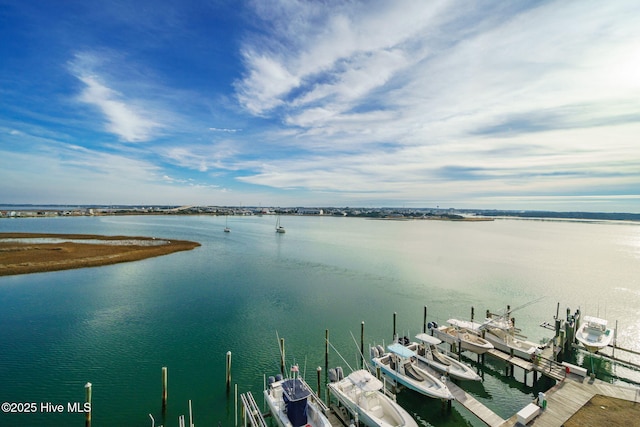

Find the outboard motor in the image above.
[
  {"left": 328, "top": 368, "right": 338, "bottom": 383},
  {"left": 370, "top": 346, "right": 380, "bottom": 359}
]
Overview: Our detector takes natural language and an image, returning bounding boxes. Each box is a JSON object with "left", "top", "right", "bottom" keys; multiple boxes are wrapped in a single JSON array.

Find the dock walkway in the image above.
[
  {"left": 447, "top": 380, "right": 505, "bottom": 427},
  {"left": 499, "top": 376, "right": 640, "bottom": 426}
]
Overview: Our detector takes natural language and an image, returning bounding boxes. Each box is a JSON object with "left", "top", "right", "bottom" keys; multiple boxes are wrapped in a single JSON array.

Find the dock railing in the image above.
[{"left": 240, "top": 392, "right": 268, "bottom": 427}]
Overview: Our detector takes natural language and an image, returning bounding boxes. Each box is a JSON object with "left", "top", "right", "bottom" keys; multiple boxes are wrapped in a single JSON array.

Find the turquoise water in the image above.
[{"left": 1, "top": 215, "right": 639, "bottom": 427}]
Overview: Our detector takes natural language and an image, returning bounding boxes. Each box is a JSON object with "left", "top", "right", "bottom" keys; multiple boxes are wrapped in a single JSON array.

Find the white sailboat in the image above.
[
  {"left": 224, "top": 215, "right": 230, "bottom": 233},
  {"left": 265, "top": 366, "right": 332, "bottom": 427},
  {"left": 275, "top": 215, "right": 286, "bottom": 233},
  {"left": 575, "top": 315, "right": 613, "bottom": 353},
  {"left": 371, "top": 343, "right": 454, "bottom": 401},
  {"left": 409, "top": 334, "right": 481, "bottom": 381},
  {"left": 327, "top": 368, "right": 418, "bottom": 427}
]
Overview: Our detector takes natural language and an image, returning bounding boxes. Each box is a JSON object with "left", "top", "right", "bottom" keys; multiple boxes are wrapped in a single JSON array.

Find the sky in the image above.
[{"left": 1, "top": 0, "right": 640, "bottom": 212}]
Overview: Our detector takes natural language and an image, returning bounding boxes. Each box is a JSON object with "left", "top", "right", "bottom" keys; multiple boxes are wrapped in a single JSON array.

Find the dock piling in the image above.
[
  {"left": 84, "top": 382, "right": 92, "bottom": 427},
  {"left": 162, "top": 366, "right": 168, "bottom": 410},
  {"left": 325, "top": 329, "right": 329, "bottom": 368},
  {"left": 226, "top": 352, "right": 232, "bottom": 391},
  {"left": 360, "top": 321, "right": 365, "bottom": 368},
  {"left": 393, "top": 312, "right": 397, "bottom": 341},
  {"left": 279, "top": 338, "right": 285, "bottom": 375},
  {"left": 423, "top": 306, "right": 427, "bottom": 333},
  {"left": 317, "top": 367, "right": 322, "bottom": 399}
]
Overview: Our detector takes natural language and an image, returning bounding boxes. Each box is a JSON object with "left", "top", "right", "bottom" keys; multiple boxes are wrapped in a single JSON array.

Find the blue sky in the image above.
[{"left": 1, "top": 0, "right": 640, "bottom": 211}]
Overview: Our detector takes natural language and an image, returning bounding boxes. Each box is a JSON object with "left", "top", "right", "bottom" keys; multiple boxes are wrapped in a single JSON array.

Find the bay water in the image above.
[{"left": 1, "top": 215, "right": 639, "bottom": 427}]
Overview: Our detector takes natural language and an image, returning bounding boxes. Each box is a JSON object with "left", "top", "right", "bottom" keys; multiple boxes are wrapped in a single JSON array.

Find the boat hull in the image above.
[{"left": 408, "top": 342, "right": 481, "bottom": 381}]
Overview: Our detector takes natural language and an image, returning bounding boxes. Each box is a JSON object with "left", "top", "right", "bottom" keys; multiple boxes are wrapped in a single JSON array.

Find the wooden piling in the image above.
[
  {"left": 279, "top": 338, "right": 286, "bottom": 375},
  {"left": 423, "top": 306, "right": 427, "bottom": 333},
  {"left": 316, "top": 367, "right": 322, "bottom": 398},
  {"left": 162, "top": 366, "right": 168, "bottom": 409},
  {"left": 471, "top": 306, "right": 474, "bottom": 322},
  {"left": 360, "top": 321, "right": 365, "bottom": 367},
  {"left": 393, "top": 312, "right": 397, "bottom": 340},
  {"left": 84, "top": 382, "right": 92, "bottom": 427},
  {"left": 325, "top": 329, "right": 329, "bottom": 368},
  {"left": 226, "top": 352, "right": 232, "bottom": 390}
]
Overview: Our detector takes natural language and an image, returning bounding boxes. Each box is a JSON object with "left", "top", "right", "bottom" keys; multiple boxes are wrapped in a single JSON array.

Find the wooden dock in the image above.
[
  {"left": 484, "top": 345, "right": 567, "bottom": 383},
  {"left": 499, "top": 376, "right": 640, "bottom": 426},
  {"left": 447, "top": 380, "right": 505, "bottom": 427}
]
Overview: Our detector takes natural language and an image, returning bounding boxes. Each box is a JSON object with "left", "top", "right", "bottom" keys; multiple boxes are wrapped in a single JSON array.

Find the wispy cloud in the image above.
[
  {"left": 69, "top": 52, "right": 167, "bottom": 143},
  {"left": 230, "top": 0, "right": 640, "bottom": 209}
]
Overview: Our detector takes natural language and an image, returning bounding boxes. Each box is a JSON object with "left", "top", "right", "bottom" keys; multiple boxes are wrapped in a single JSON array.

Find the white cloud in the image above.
[
  {"left": 76, "top": 75, "right": 163, "bottom": 142},
  {"left": 230, "top": 0, "right": 640, "bottom": 210}
]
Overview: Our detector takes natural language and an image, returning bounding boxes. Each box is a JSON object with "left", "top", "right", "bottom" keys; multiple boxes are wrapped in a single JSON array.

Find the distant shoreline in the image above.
[{"left": 0, "top": 233, "right": 200, "bottom": 276}]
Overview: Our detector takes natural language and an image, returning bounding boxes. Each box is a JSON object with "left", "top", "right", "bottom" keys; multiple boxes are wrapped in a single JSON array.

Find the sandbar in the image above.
[{"left": 0, "top": 232, "right": 200, "bottom": 276}]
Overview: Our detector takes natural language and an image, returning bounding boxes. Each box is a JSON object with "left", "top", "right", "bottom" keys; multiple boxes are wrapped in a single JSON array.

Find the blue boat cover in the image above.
[
  {"left": 387, "top": 343, "right": 416, "bottom": 358},
  {"left": 282, "top": 378, "right": 310, "bottom": 427}
]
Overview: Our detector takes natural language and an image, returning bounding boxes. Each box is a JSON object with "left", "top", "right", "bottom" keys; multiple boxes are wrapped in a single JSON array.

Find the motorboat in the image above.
[
  {"left": 431, "top": 320, "right": 494, "bottom": 354},
  {"left": 371, "top": 343, "right": 454, "bottom": 401},
  {"left": 408, "top": 333, "right": 481, "bottom": 381},
  {"left": 327, "top": 368, "right": 418, "bottom": 427},
  {"left": 478, "top": 316, "right": 542, "bottom": 360},
  {"left": 575, "top": 315, "right": 613, "bottom": 353},
  {"left": 264, "top": 367, "right": 332, "bottom": 427}
]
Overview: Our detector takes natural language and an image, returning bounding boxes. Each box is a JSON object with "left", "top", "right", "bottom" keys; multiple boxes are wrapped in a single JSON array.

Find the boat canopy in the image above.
[
  {"left": 415, "top": 333, "right": 442, "bottom": 345},
  {"left": 388, "top": 343, "right": 416, "bottom": 358},
  {"left": 347, "top": 369, "right": 383, "bottom": 392},
  {"left": 281, "top": 378, "right": 311, "bottom": 402}
]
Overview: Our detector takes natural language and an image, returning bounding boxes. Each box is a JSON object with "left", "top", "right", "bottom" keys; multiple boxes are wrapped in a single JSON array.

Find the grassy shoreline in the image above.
[{"left": 0, "top": 232, "right": 200, "bottom": 276}]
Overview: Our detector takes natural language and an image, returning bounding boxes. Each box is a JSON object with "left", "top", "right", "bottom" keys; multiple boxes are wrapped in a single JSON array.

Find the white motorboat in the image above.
[
  {"left": 479, "top": 316, "right": 542, "bottom": 360},
  {"left": 431, "top": 320, "right": 494, "bottom": 354},
  {"left": 371, "top": 343, "right": 454, "bottom": 401},
  {"left": 409, "top": 333, "right": 481, "bottom": 381},
  {"left": 265, "top": 368, "right": 331, "bottom": 427},
  {"left": 327, "top": 368, "right": 418, "bottom": 427},
  {"left": 575, "top": 315, "right": 613, "bottom": 353}
]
